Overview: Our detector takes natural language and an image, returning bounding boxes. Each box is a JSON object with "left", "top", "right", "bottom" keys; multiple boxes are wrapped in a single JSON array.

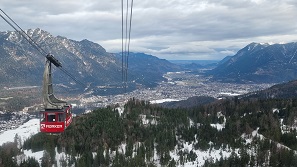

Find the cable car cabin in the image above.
[
  {"left": 40, "top": 105, "right": 72, "bottom": 133},
  {"left": 41, "top": 57, "right": 73, "bottom": 134}
]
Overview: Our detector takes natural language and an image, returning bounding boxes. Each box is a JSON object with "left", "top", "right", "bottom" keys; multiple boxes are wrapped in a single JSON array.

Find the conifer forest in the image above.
[{"left": 2, "top": 97, "right": 297, "bottom": 166}]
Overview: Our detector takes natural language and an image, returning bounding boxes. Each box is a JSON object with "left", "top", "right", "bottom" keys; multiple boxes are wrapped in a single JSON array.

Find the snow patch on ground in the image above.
[
  {"left": 170, "top": 141, "right": 235, "bottom": 166},
  {"left": 116, "top": 107, "right": 124, "bottom": 116},
  {"left": 210, "top": 111, "right": 226, "bottom": 131},
  {"left": 210, "top": 123, "right": 224, "bottom": 131},
  {"left": 17, "top": 149, "right": 43, "bottom": 165},
  {"left": 0, "top": 118, "right": 39, "bottom": 146},
  {"left": 219, "top": 92, "right": 241, "bottom": 96},
  {"left": 150, "top": 99, "right": 180, "bottom": 104},
  {"left": 241, "top": 128, "right": 264, "bottom": 145},
  {"left": 19, "top": 148, "right": 71, "bottom": 167},
  {"left": 140, "top": 114, "right": 158, "bottom": 125}
]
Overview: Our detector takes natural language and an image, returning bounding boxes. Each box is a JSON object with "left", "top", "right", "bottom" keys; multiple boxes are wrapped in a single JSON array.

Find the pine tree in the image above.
[
  {"left": 41, "top": 150, "right": 51, "bottom": 167},
  {"left": 20, "top": 157, "right": 39, "bottom": 167}
]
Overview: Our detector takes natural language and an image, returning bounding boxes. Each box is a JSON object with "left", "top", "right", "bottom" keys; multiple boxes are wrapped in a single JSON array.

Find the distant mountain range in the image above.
[
  {"left": 209, "top": 42, "right": 297, "bottom": 83},
  {"left": 0, "top": 28, "right": 180, "bottom": 95},
  {"left": 3, "top": 29, "right": 297, "bottom": 96},
  {"left": 115, "top": 52, "right": 180, "bottom": 87}
]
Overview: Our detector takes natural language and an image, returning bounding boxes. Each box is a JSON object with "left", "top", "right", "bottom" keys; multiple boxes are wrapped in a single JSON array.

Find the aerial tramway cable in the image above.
[
  {"left": 121, "top": 0, "right": 134, "bottom": 92},
  {"left": 1, "top": 4, "right": 134, "bottom": 91},
  {"left": 0, "top": 9, "right": 47, "bottom": 56},
  {"left": 0, "top": 9, "right": 86, "bottom": 88}
]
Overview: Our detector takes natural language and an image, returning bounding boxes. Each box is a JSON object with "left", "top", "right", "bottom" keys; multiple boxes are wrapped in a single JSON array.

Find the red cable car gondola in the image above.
[
  {"left": 40, "top": 105, "right": 72, "bottom": 133},
  {"left": 0, "top": 10, "right": 75, "bottom": 134},
  {"left": 40, "top": 55, "right": 72, "bottom": 133}
]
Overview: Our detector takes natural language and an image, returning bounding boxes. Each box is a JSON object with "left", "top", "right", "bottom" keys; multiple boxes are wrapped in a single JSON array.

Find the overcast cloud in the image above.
[{"left": 2, "top": 0, "right": 297, "bottom": 60}]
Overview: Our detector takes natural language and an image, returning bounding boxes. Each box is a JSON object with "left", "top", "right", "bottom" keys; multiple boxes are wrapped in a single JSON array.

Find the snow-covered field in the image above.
[
  {"left": 0, "top": 119, "right": 72, "bottom": 166},
  {"left": 0, "top": 118, "right": 39, "bottom": 146},
  {"left": 150, "top": 98, "right": 180, "bottom": 104}
]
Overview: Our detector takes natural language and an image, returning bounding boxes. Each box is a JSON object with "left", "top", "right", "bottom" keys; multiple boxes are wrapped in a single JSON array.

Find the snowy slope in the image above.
[{"left": 0, "top": 118, "right": 39, "bottom": 146}]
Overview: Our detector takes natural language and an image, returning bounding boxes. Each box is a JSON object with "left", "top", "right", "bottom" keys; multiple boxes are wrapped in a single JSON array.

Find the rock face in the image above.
[
  {"left": 209, "top": 42, "right": 297, "bottom": 83},
  {"left": 0, "top": 28, "right": 180, "bottom": 94}
]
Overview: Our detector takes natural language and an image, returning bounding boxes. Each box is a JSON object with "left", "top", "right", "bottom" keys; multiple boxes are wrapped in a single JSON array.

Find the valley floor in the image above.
[{"left": 81, "top": 71, "right": 274, "bottom": 108}]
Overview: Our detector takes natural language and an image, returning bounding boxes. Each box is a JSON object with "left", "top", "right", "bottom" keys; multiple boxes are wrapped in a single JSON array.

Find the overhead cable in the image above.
[
  {"left": 0, "top": 9, "right": 86, "bottom": 88},
  {"left": 121, "top": 0, "right": 134, "bottom": 92}
]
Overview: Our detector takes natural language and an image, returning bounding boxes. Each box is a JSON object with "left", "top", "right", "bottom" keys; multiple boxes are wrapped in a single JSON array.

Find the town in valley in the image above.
[{"left": 0, "top": 71, "right": 273, "bottom": 132}]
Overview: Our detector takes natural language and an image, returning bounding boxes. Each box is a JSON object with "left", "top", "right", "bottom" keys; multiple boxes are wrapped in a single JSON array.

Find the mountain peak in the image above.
[
  {"left": 25, "top": 28, "right": 50, "bottom": 36},
  {"left": 3, "top": 28, "right": 53, "bottom": 43},
  {"left": 0, "top": 28, "right": 179, "bottom": 93},
  {"left": 244, "top": 42, "right": 269, "bottom": 52}
]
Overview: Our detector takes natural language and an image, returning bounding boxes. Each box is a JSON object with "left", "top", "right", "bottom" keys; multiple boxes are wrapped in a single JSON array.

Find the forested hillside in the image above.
[{"left": 2, "top": 97, "right": 297, "bottom": 166}]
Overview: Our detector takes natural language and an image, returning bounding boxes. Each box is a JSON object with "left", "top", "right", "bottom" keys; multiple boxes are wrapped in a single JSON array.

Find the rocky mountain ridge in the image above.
[
  {"left": 0, "top": 28, "right": 180, "bottom": 95},
  {"left": 209, "top": 42, "right": 297, "bottom": 83}
]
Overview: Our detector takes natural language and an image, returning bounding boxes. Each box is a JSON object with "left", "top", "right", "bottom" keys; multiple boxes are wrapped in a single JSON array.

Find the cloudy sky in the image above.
[{"left": 1, "top": 0, "right": 297, "bottom": 60}]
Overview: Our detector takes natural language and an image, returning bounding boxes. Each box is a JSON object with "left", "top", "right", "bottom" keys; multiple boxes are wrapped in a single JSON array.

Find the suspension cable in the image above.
[
  {"left": 121, "top": 0, "right": 134, "bottom": 92},
  {"left": 0, "top": 9, "right": 46, "bottom": 56},
  {"left": 126, "top": 0, "right": 134, "bottom": 84},
  {"left": 0, "top": 9, "right": 86, "bottom": 88},
  {"left": 121, "top": 0, "right": 124, "bottom": 84}
]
